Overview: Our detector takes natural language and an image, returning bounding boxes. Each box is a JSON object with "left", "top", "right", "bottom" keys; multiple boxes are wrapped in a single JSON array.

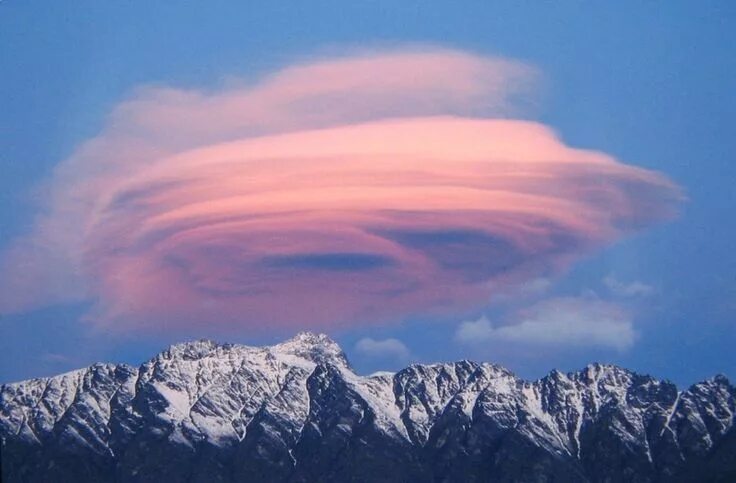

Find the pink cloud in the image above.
[{"left": 0, "top": 47, "right": 682, "bottom": 333}]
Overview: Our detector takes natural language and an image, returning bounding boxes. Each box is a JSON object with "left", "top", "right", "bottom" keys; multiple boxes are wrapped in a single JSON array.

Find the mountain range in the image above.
[{"left": 1, "top": 332, "right": 734, "bottom": 482}]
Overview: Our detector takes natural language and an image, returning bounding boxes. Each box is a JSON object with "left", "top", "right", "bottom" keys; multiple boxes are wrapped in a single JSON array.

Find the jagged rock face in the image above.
[{"left": 1, "top": 333, "right": 734, "bottom": 482}]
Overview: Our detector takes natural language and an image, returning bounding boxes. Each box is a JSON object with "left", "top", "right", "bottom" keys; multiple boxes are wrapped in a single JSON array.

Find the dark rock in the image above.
[{"left": 1, "top": 334, "right": 734, "bottom": 482}]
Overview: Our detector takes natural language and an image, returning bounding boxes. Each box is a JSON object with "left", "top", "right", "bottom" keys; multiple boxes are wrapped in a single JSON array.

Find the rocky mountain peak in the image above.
[
  {"left": 706, "top": 373, "right": 732, "bottom": 387},
  {"left": 272, "top": 331, "right": 350, "bottom": 368},
  {"left": 163, "top": 338, "right": 226, "bottom": 359}
]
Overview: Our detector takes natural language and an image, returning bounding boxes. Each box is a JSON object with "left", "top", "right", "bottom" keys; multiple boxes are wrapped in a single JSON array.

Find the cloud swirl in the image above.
[{"left": 0, "top": 47, "right": 682, "bottom": 332}]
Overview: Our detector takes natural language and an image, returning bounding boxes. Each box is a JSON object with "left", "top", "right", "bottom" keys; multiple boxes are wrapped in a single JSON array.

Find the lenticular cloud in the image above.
[{"left": 0, "top": 47, "right": 682, "bottom": 331}]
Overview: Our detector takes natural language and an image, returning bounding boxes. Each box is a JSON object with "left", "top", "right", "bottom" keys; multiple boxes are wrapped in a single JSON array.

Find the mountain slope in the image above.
[{"left": 1, "top": 333, "right": 734, "bottom": 482}]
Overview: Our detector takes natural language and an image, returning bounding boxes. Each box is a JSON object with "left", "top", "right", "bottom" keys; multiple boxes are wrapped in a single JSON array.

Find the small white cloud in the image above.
[
  {"left": 521, "top": 277, "right": 553, "bottom": 295},
  {"left": 41, "top": 353, "right": 72, "bottom": 364},
  {"left": 354, "top": 337, "right": 410, "bottom": 360},
  {"left": 488, "top": 277, "right": 553, "bottom": 303},
  {"left": 603, "top": 276, "right": 654, "bottom": 297},
  {"left": 455, "top": 315, "right": 496, "bottom": 344},
  {"left": 455, "top": 297, "right": 637, "bottom": 351}
]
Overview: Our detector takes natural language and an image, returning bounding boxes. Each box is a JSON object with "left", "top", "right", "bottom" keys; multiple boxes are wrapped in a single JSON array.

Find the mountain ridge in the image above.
[{"left": 1, "top": 332, "right": 734, "bottom": 482}]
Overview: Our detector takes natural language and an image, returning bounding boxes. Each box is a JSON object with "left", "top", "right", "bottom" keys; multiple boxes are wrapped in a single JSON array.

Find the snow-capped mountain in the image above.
[{"left": 1, "top": 333, "right": 734, "bottom": 482}]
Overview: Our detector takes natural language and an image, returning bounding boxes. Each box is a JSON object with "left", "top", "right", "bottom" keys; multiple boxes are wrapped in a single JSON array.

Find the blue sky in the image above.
[{"left": 1, "top": 1, "right": 734, "bottom": 387}]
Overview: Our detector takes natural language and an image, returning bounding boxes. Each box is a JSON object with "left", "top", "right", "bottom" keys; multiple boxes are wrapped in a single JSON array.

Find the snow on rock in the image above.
[{"left": 1, "top": 332, "right": 734, "bottom": 482}]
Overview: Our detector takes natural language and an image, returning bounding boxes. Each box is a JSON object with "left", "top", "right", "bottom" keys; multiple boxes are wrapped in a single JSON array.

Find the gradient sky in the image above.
[{"left": 1, "top": 1, "right": 734, "bottom": 387}]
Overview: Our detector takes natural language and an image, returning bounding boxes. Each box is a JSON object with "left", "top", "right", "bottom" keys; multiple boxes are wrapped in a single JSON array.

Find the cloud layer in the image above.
[
  {"left": 603, "top": 276, "right": 655, "bottom": 297},
  {"left": 354, "top": 337, "right": 411, "bottom": 361},
  {"left": 0, "top": 47, "right": 682, "bottom": 332},
  {"left": 455, "top": 297, "right": 636, "bottom": 351}
]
